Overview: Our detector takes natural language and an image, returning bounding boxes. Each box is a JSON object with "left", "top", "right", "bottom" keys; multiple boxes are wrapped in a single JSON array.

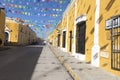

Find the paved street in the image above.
[{"left": 0, "top": 45, "right": 73, "bottom": 80}]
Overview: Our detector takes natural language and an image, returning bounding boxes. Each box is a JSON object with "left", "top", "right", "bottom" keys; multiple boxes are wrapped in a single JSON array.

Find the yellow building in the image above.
[
  {"left": 47, "top": 33, "right": 54, "bottom": 45},
  {"left": 48, "top": 0, "right": 120, "bottom": 77},
  {"left": 56, "top": 21, "right": 62, "bottom": 48},
  {"left": 0, "top": 8, "right": 6, "bottom": 47},
  {"left": 5, "top": 18, "right": 37, "bottom": 46},
  {"left": 48, "top": 21, "right": 63, "bottom": 48},
  {"left": 99, "top": 0, "right": 120, "bottom": 76}
]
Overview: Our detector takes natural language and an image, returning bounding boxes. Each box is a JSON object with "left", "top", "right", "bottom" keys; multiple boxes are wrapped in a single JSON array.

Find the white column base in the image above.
[
  {"left": 72, "top": 53, "right": 85, "bottom": 61},
  {"left": 91, "top": 44, "right": 100, "bottom": 67},
  {"left": 61, "top": 48, "right": 67, "bottom": 52}
]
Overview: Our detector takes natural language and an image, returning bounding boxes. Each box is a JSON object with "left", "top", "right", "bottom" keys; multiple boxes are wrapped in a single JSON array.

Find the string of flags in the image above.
[
  {"left": 2, "top": 0, "right": 70, "bottom": 4},
  {"left": 6, "top": 9, "right": 61, "bottom": 17},
  {"left": 0, "top": 0, "right": 71, "bottom": 38},
  {"left": 4, "top": 3, "right": 63, "bottom": 12}
]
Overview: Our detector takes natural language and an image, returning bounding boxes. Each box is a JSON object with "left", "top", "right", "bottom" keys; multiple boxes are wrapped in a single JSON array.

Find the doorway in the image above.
[
  {"left": 4, "top": 32, "right": 9, "bottom": 45},
  {"left": 69, "top": 31, "right": 72, "bottom": 52},
  {"left": 57, "top": 34, "right": 60, "bottom": 47},
  {"left": 111, "top": 27, "right": 120, "bottom": 70},
  {"left": 62, "top": 31, "right": 66, "bottom": 48},
  {"left": 76, "top": 21, "right": 86, "bottom": 54}
]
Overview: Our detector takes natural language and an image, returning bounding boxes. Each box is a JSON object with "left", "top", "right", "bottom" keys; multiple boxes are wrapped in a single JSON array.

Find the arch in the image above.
[
  {"left": 4, "top": 31, "right": 10, "bottom": 45},
  {"left": 75, "top": 14, "right": 87, "bottom": 24},
  {"left": 73, "top": 14, "right": 87, "bottom": 61}
]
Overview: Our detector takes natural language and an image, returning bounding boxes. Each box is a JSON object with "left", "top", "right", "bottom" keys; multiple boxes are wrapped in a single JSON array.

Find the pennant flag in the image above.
[{"left": 1, "top": 0, "right": 71, "bottom": 39}]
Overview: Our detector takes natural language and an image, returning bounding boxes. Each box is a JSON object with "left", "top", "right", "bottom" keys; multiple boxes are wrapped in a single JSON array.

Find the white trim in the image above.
[
  {"left": 91, "top": 0, "right": 100, "bottom": 67},
  {"left": 73, "top": 2, "right": 86, "bottom": 61},
  {"left": 61, "top": 29, "right": 67, "bottom": 52},
  {"left": 74, "top": 14, "right": 87, "bottom": 54},
  {"left": 61, "top": 48, "right": 66, "bottom": 52},
  {"left": 5, "top": 31, "right": 10, "bottom": 42},
  {"left": 5, "top": 26, "right": 11, "bottom": 42},
  {"left": 62, "top": 28, "right": 66, "bottom": 31},
  {"left": 72, "top": 53, "right": 85, "bottom": 61},
  {"left": 75, "top": 15, "right": 87, "bottom": 24}
]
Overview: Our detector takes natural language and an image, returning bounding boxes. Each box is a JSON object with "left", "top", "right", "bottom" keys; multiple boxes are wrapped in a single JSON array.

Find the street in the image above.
[{"left": 0, "top": 45, "right": 73, "bottom": 80}]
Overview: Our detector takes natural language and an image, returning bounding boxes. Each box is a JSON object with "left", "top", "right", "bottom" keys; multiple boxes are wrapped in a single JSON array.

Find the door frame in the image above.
[
  {"left": 73, "top": 15, "right": 86, "bottom": 61},
  {"left": 61, "top": 29, "right": 67, "bottom": 52}
]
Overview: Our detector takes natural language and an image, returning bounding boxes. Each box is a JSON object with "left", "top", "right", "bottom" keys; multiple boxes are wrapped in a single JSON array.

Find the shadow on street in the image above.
[{"left": 0, "top": 46, "right": 43, "bottom": 80}]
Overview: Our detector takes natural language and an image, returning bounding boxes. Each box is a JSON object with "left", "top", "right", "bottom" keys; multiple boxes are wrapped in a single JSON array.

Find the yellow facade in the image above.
[
  {"left": 56, "top": 21, "right": 62, "bottom": 48},
  {"left": 52, "top": 29, "right": 58, "bottom": 47},
  {"left": 99, "top": 0, "right": 120, "bottom": 76},
  {"left": 47, "top": 0, "right": 120, "bottom": 76},
  {"left": 6, "top": 18, "right": 19, "bottom": 45},
  {"left": 5, "top": 18, "right": 37, "bottom": 46},
  {"left": 0, "top": 8, "right": 5, "bottom": 47},
  {"left": 66, "top": 3, "right": 75, "bottom": 53},
  {"left": 76, "top": 0, "right": 96, "bottom": 63},
  {"left": 48, "top": 21, "right": 63, "bottom": 47},
  {"left": 47, "top": 34, "right": 53, "bottom": 45},
  {"left": 57, "top": 21, "right": 63, "bottom": 48}
]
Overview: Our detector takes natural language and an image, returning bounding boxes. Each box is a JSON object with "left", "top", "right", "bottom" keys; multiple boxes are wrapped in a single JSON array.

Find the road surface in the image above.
[{"left": 0, "top": 45, "right": 73, "bottom": 80}]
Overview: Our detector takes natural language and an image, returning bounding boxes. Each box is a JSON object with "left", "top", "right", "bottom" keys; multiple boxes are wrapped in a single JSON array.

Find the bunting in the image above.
[{"left": 0, "top": 0, "right": 71, "bottom": 39}]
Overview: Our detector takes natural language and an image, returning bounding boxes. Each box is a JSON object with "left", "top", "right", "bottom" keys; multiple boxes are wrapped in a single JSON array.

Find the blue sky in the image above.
[{"left": 0, "top": 0, "right": 70, "bottom": 39}]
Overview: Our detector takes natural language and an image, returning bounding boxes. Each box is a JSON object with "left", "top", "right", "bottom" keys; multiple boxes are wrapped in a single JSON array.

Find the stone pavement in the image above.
[
  {"left": 31, "top": 45, "right": 73, "bottom": 80},
  {"left": 48, "top": 45, "right": 120, "bottom": 80}
]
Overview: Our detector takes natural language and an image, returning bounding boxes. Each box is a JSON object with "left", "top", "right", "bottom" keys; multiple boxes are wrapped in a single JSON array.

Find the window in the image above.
[
  {"left": 57, "top": 34, "right": 60, "bottom": 47},
  {"left": 62, "top": 31, "right": 66, "bottom": 48}
]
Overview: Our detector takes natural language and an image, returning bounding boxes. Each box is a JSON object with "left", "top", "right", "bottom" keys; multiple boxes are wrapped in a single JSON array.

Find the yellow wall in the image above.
[
  {"left": 6, "top": 19, "right": 19, "bottom": 45},
  {"left": 6, "top": 18, "right": 37, "bottom": 46},
  {"left": 48, "top": 20, "right": 64, "bottom": 48},
  {"left": 47, "top": 0, "right": 120, "bottom": 76},
  {"left": 76, "top": 0, "right": 96, "bottom": 62},
  {"left": 55, "top": 21, "right": 62, "bottom": 48},
  {"left": 48, "top": 34, "right": 53, "bottom": 45},
  {"left": 99, "top": 0, "right": 120, "bottom": 76},
  {"left": 61, "top": 14, "right": 67, "bottom": 50},
  {"left": 52, "top": 29, "right": 58, "bottom": 47},
  {"left": 18, "top": 24, "right": 29, "bottom": 45},
  {"left": 66, "top": 4, "right": 75, "bottom": 53},
  {"left": 0, "top": 9, "right": 5, "bottom": 47}
]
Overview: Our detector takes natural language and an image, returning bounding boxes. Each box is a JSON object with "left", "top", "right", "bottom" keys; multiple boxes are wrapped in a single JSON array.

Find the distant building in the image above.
[
  {"left": 5, "top": 18, "right": 37, "bottom": 46},
  {"left": 47, "top": 0, "right": 120, "bottom": 77},
  {"left": 0, "top": 8, "right": 5, "bottom": 47}
]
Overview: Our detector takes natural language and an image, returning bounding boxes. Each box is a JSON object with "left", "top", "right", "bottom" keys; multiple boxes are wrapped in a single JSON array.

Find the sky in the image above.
[{"left": 0, "top": 0, "right": 70, "bottom": 39}]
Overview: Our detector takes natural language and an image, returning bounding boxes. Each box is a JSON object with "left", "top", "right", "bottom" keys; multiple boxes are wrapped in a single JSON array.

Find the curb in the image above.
[
  {"left": 0, "top": 47, "right": 11, "bottom": 51},
  {"left": 49, "top": 46, "right": 80, "bottom": 80}
]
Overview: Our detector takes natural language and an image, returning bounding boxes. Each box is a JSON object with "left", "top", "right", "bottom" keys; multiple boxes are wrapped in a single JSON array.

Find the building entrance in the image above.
[
  {"left": 4, "top": 32, "right": 9, "bottom": 45},
  {"left": 111, "top": 27, "right": 120, "bottom": 70},
  {"left": 76, "top": 21, "right": 86, "bottom": 54},
  {"left": 69, "top": 31, "right": 72, "bottom": 52},
  {"left": 57, "top": 34, "right": 60, "bottom": 47}
]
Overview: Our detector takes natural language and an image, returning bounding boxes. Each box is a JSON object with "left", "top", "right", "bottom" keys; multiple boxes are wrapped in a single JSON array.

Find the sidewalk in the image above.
[
  {"left": 31, "top": 45, "right": 73, "bottom": 80},
  {"left": 49, "top": 45, "right": 120, "bottom": 80}
]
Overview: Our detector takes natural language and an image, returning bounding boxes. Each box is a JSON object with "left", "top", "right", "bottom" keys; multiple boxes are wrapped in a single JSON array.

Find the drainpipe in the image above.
[{"left": 91, "top": 0, "right": 100, "bottom": 67}]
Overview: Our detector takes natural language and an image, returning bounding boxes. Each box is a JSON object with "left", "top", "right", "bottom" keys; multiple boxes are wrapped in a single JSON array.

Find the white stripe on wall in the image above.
[{"left": 91, "top": 0, "right": 100, "bottom": 67}]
